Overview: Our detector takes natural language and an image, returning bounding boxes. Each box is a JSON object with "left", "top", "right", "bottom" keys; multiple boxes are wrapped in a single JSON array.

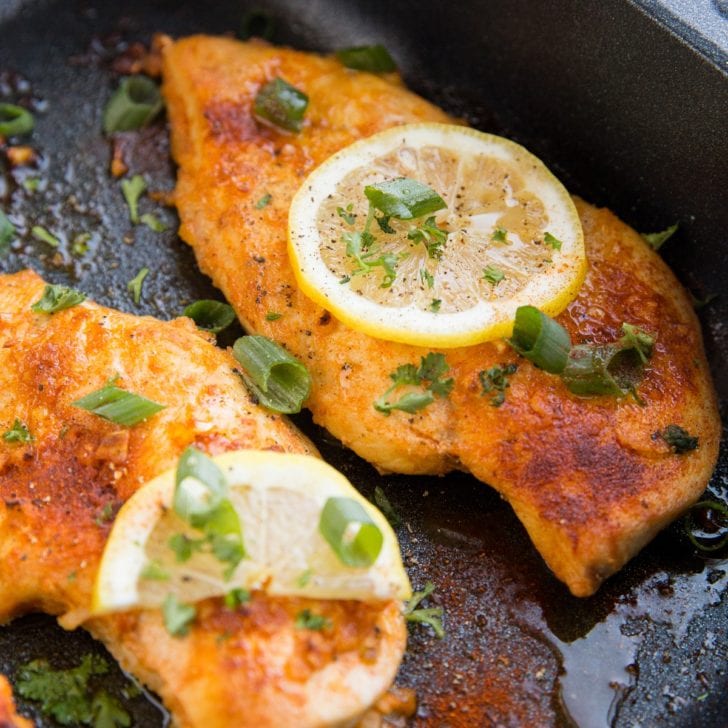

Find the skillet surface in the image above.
[{"left": 0, "top": 1, "right": 726, "bottom": 726}]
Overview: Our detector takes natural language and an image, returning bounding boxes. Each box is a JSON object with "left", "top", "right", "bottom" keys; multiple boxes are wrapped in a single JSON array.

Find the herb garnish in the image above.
[
  {"left": 225, "top": 587, "right": 251, "bottom": 608},
  {"left": 31, "top": 284, "right": 86, "bottom": 314},
  {"left": 254, "top": 77, "right": 308, "bottom": 133},
  {"left": 72, "top": 376, "right": 165, "bottom": 427},
  {"left": 127, "top": 267, "right": 149, "bottom": 304},
  {"left": 0, "top": 209, "right": 15, "bottom": 253},
  {"left": 683, "top": 499, "right": 727, "bottom": 552},
  {"left": 103, "top": 76, "right": 163, "bottom": 134},
  {"left": 479, "top": 363, "right": 518, "bottom": 406},
  {"left": 265, "top": 311, "right": 282, "bottom": 321},
  {"left": 420, "top": 268, "right": 434, "bottom": 288},
  {"left": 0, "top": 103, "right": 35, "bottom": 136},
  {"left": 120, "top": 175, "right": 146, "bottom": 224},
  {"left": 3, "top": 418, "right": 33, "bottom": 443},
  {"left": 491, "top": 227, "right": 508, "bottom": 243},
  {"left": 403, "top": 581, "right": 444, "bottom": 638},
  {"left": 659, "top": 424, "right": 698, "bottom": 454},
  {"left": 183, "top": 300, "right": 235, "bottom": 334},
  {"left": 255, "top": 193, "right": 272, "bottom": 209},
  {"left": 408, "top": 216, "right": 448, "bottom": 259},
  {"left": 32, "top": 225, "right": 60, "bottom": 248},
  {"left": 337, "top": 204, "right": 357, "bottom": 225},
  {"left": 295, "top": 609, "right": 331, "bottom": 631},
  {"left": 16, "top": 654, "right": 131, "bottom": 728},
  {"left": 163, "top": 593, "right": 197, "bottom": 637},
  {"left": 319, "top": 497, "right": 383, "bottom": 567},
  {"left": 140, "top": 213, "right": 168, "bottom": 233},
  {"left": 429, "top": 298, "right": 441, "bottom": 312},
  {"left": 336, "top": 44, "right": 397, "bottom": 73},
  {"left": 642, "top": 223, "right": 678, "bottom": 251},
  {"left": 374, "top": 352, "right": 454, "bottom": 415},
  {"left": 482, "top": 265, "right": 505, "bottom": 285},
  {"left": 373, "top": 485, "right": 401, "bottom": 527},
  {"left": 140, "top": 561, "right": 169, "bottom": 581},
  {"left": 543, "top": 232, "right": 562, "bottom": 250}
]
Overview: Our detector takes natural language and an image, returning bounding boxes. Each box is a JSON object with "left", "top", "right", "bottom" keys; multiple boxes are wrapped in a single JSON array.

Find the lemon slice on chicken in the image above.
[
  {"left": 93, "top": 449, "right": 410, "bottom": 613},
  {"left": 288, "top": 123, "right": 585, "bottom": 347}
]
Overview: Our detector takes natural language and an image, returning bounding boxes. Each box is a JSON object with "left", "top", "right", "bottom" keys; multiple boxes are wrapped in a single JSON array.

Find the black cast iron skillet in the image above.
[{"left": 0, "top": 1, "right": 726, "bottom": 725}]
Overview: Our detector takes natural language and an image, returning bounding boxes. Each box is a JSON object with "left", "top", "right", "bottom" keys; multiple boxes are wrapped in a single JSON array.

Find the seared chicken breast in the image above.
[
  {"left": 0, "top": 270, "right": 406, "bottom": 727},
  {"left": 162, "top": 35, "right": 720, "bottom": 597}
]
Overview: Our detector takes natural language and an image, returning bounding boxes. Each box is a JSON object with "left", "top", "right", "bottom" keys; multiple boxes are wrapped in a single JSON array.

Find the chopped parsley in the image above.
[
  {"left": 420, "top": 268, "right": 434, "bottom": 288},
  {"left": 140, "top": 560, "right": 169, "bottom": 581},
  {"left": 224, "top": 587, "right": 251, "bottom": 608},
  {"left": 344, "top": 229, "right": 400, "bottom": 288},
  {"left": 296, "top": 569, "right": 313, "bottom": 587},
  {"left": 619, "top": 323, "right": 654, "bottom": 364},
  {"left": 265, "top": 311, "right": 282, "bottom": 321},
  {"left": 140, "top": 213, "right": 168, "bottom": 233},
  {"left": 337, "top": 204, "right": 357, "bottom": 225},
  {"left": 72, "top": 232, "right": 92, "bottom": 256},
  {"left": 408, "top": 216, "right": 448, "bottom": 259},
  {"left": 127, "top": 267, "right": 149, "bottom": 305},
  {"left": 491, "top": 227, "right": 508, "bottom": 243},
  {"left": 255, "top": 193, "right": 272, "bottom": 209},
  {"left": 16, "top": 654, "right": 130, "bottom": 728},
  {"left": 374, "top": 352, "right": 454, "bottom": 415},
  {"left": 373, "top": 485, "right": 401, "bottom": 527},
  {"left": 642, "top": 223, "right": 678, "bottom": 251},
  {"left": 3, "top": 418, "right": 33, "bottom": 443},
  {"left": 295, "top": 608, "right": 331, "bottom": 631},
  {"left": 478, "top": 363, "right": 518, "bottom": 406},
  {"left": 482, "top": 266, "right": 505, "bottom": 285},
  {"left": 31, "top": 225, "right": 60, "bottom": 248},
  {"left": 120, "top": 175, "right": 146, "bottom": 225},
  {"left": 659, "top": 424, "right": 698, "bottom": 454},
  {"left": 94, "top": 502, "right": 115, "bottom": 526},
  {"left": 429, "top": 298, "right": 441, "bottom": 312},
  {"left": 31, "top": 283, "right": 86, "bottom": 314},
  {"left": 403, "top": 581, "right": 444, "bottom": 638},
  {"left": 162, "top": 593, "right": 197, "bottom": 636},
  {"left": 543, "top": 232, "right": 562, "bottom": 250}
]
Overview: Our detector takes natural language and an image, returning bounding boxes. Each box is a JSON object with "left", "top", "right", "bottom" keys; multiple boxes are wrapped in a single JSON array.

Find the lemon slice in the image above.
[
  {"left": 93, "top": 450, "right": 410, "bottom": 613},
  {"left": 288, "top": 123, "right": 585, "bottom": 347}
]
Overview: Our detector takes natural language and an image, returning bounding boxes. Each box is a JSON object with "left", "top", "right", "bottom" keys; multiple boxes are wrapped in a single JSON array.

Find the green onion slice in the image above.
[
  {"left": 684, "top": 500, "right": 728, "bottom": 552},
  {"left": 174, "top": 446, "right": 228, "bottom": 524},
  {"left": 561, "top": 344, "right": 629, "bottom": 396},
  {"left": 72, "top": 379, "right": 165, "bottom": 426},
  {"left": 103, "top": 76, "right": 163, "bottom": 134},
  {"left": 319, "top": 497, "right": 384, "bottom": 568},
  {"left": 233, "top": 335, "right": 311, "bottom": 414},
  {"left": 336, "top": 44, "right": 397, "bottom": 72},
  {"left": 364, "top": 177, "right": 446, "bottom": 220},
  {"left": 31, "top": 284, "right": 86, "bottom": 314},
  {"left": 31, "top": 225, "right": 59, "bottom": 248},
  {"left": 183, "top": 300, "right": 235, "bottom": 334},
  {"left": 508, "top": 305, "right": 571, "bottom": 374},
  {"left": 0, "top": 103, "right": 34, "bottom": 136},
  {"left": 253, "top": 77, "right": 308, "bottom": 133}
]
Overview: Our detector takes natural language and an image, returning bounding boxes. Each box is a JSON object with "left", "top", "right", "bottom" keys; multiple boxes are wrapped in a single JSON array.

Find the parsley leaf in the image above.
[
  {"left": 482, "top": 266, "right": 505, "bottom": 285},
  {"left": 373, "top": 485, "right": 401, "bottom": 527},
  {"left": 642, "top": 223, "right": 678, "bottom": 251},
  {"left": 255, "top": 193, "right": 272, "bottom": 209},
  {"left": 3, "top": 418, "right": 33, "bottom": 443},
  {"left": 659, "top": 424, "right": 698, "bottom": 454},
  {"left": 619, "top": 323, "right": 654, "bottom": 364},
  {"left": 336, "top": 204, "right": 356, "bottom": 225},
  {"left": 16, "top": 654, "right": 109, "bottom": 726},
  {"left": 491, "top": 227, "right": 508, "bottom": 243},
  {"left": 543, "top": 232, "right": 562, "bottom": 250},
  {"left": 408, "top": 216, "right": 448, "bottom": 259},
  {"left": 224, "top": 587, "right": 251, "bottom": 608},
  {"left": 429, "top": 298, "right": 441, "bottom": 312},
  {"left": 295, "top": 609, "right": 331, "bottom": 631},
  {"left": 127, "top": 267, "right": 149, "bottom": 305},
  {"left": 140, "top": 213, "right": 168, "bottom": 233},
  {"left": 479, "top": 363, "right": 518, "bottom": 406},
  {"left": 420, "top": 268, "right": 434, "bottom": 288},
  {"left": 31, "top": 284, "right": 86, "bottom": 314},
  {"left": 31, "top": 225, "right": 60, "bottom": 248},
  {"left": 120, "top": 175, "right": 146, "bottom": 225},
  {"left": 374, "top": 353, "right": 453, "bottom": 414},
  {"left": 92, "top": 690, "right": 131, "bottom": 728},
  {"left": 375, "top": 213, "right": 396, "bottom": 233},
  {"left": 403, "top": 581, "right": 444, "bottom": 638},
  {"left": 163, "top": 593, "right": 197, "bottom": 636}
]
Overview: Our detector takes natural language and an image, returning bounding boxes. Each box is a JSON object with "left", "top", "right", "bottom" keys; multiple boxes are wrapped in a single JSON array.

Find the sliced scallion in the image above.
[
  {"left": 684, "top": 500, "right": 727, "bottom": 552},
  {"left": 508, "top": 305, "right": 571, "bottom": 374},
  {"left": 253, "top": 77, "right": 308, "bottom": 133},
  {"left": 183, "top": 300, "right": 235, "bottom": 334},
  {"left": 561, "top": 344, "right": 628, "bottom": 396},
  {"left": 233, "top": 335, "right": 311, "bottom": 414},
  {"left": 319, "top": 497, "right": 383, "bottom": 568},
  {"left": 364, "top": 177, "right": 446, "bottom": 220},
  {"left": 103, "top": 76, "right": 163, "bottom": 134},
  {"left": 173, "top": 446, "right": 227, "bottom": 524},
  {"left": 72, "top": 379, "right": 165, "bottom": 426},
  {"left": 336, "top": 44, "right": 397, "bottom": 73},
  {"left": 30, "top": 284, "right": 86, "bottom": 314},
  {"left": 0, "top": 103, "right": 34, "bottom": 136}
]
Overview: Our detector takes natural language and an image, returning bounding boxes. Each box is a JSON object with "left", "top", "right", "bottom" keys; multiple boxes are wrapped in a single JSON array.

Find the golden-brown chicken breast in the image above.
[
  {"left": 0, "top": 676, "right": 32, "bottom": 728},
  {"left": 0, "top": 269, "right": 406, "bottom": 727},
  {"left": 162, "top": 35, "right": 720, "bottom": 597}
]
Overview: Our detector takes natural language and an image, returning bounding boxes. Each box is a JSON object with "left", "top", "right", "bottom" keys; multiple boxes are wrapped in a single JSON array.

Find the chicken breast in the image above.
[
  {"left": 162, "top": 35, "right": 721, "bottom": 597},
  {"left": 0, "top": 270, "right": 406, "bottom": 727},
  {"left": 0, "top": 676, "right": 31, "bottom": 728}
]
